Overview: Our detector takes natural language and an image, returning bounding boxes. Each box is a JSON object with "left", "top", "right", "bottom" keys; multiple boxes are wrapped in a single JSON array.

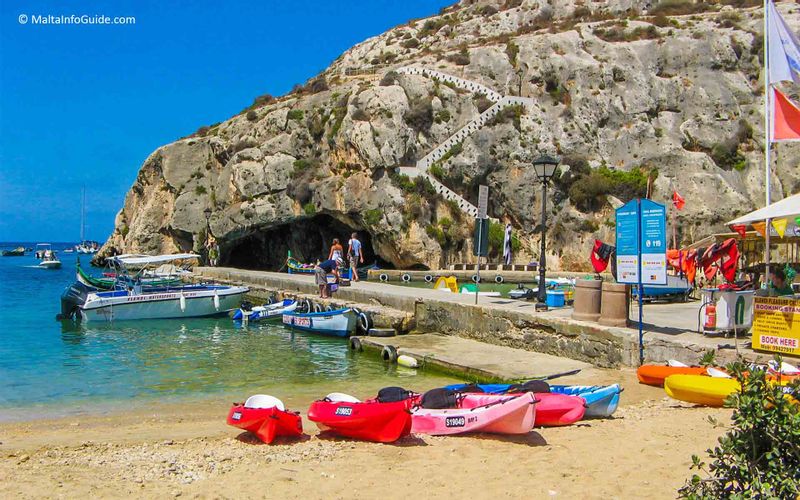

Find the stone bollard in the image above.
[
  {"left": 598, "top": 282, "right": 630, "bottom": 327},
  {"left": 572, "top": 279, "right": 602, "bottom": 322}
]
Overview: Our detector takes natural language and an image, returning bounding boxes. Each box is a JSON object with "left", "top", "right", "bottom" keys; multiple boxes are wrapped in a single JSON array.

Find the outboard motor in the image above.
[{"left": 57, "top": 281, "right": 93, "bottom": 321}]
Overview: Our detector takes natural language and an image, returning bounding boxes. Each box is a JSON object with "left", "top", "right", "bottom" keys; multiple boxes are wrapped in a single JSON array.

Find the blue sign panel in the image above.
[
  {"left": 640, "top": 199, "right": 667, "bottom": 285},
  {"left": 615, "top": 200, "right": 640, "bottom": 284}
]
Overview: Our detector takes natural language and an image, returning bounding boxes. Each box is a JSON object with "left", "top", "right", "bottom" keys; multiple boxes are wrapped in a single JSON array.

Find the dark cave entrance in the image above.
[{"left": 223, "top": 214, "right": 384, "bottom": 271}]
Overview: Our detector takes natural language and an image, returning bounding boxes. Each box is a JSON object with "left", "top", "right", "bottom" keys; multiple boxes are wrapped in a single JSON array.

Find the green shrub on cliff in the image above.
[{"left": 287, "top": 109, "right": 304, "bottom": 120}]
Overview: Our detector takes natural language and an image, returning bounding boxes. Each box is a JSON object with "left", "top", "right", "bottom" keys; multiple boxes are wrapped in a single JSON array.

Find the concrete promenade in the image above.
[{"left": 195, "top": 267, "right": 797, "bottom": 368}]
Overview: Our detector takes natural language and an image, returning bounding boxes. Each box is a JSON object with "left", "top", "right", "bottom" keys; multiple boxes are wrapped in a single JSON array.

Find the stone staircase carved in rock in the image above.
[{"left": 394, "top": 66, "right": 535, "bottom": 220}]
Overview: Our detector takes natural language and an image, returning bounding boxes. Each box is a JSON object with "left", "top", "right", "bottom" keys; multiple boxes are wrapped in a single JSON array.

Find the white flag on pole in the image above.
[
  {"left": 502, "top": 224, "right": 512, "bottom": 265},
  {"left": 768, "top": 0, "right": 800, "bottom": 85}
]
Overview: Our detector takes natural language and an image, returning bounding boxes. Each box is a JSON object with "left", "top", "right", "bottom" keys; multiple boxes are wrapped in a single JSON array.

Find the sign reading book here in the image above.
[{"left": 751, "top": 297, "right": 800, "bottom": 356}]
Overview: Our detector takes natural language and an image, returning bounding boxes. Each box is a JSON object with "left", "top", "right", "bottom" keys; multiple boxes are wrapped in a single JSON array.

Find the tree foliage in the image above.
[{"left": 679, "top": 358, "right": 800, "bottom": 499}]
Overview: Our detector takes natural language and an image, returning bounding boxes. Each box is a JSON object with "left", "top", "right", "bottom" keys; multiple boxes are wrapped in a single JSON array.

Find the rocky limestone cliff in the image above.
[{"left": 101, "top": 0, "right": 800, "bottom": 271}]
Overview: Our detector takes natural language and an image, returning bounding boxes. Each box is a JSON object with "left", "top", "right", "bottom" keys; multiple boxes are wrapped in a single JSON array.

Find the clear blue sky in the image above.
[{"left": 0, "top": 0, "right": 448, "bottom": 242}]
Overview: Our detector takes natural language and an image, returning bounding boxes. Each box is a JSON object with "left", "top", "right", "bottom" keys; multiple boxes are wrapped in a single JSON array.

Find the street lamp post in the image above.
[
  {"left": 203, "top": 208, "right": 212, "bottom": 265},
  {"left": 532, "top": 154, "right": 559, "bottom": 311}
]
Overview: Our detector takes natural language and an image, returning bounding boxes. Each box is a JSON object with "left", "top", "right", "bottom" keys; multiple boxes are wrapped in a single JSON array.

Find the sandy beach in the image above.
[{"left": 0, "top": 368, "right": 731, "bottom": 499}]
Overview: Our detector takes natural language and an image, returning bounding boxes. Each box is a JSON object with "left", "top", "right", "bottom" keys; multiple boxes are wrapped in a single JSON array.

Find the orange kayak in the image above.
[{"left": 637, "top": 365, "right": 707, "bottom": 387}]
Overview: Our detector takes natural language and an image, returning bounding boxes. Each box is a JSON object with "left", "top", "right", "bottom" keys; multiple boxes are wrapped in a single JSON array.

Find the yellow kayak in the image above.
[{"left": 664, "top": 375, "right": 740, "bottom": 407}]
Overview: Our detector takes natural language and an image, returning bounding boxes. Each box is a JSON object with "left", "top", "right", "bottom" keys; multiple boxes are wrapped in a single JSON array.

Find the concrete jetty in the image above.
[{"left": 195, "top": 267, "right": 798, "bottom": 368}]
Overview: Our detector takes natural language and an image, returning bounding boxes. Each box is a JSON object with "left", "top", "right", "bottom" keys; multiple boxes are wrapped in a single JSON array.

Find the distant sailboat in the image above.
[{"left": 75, "top": 187, "right": 99, "bottom": 254}]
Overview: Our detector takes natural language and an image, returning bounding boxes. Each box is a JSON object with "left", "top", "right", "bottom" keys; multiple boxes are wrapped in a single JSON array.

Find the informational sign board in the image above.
[
  {"left": 473, "top": 218, "right": 489, "bottom": 257},
  {"left": 640, "top": 199, "right": 667, "bottom": 285},
  {"left": 751, "top": 297, "right": 800, "bottom": 356},
  {"left": 615, "top": 200, "right": 640, "bottom": 284},
  {"left": 615, "top": 199, "right": 667, "bottom": 285},
  {"left": 477, "top": 185, "right": 488, "bottom": 220}
]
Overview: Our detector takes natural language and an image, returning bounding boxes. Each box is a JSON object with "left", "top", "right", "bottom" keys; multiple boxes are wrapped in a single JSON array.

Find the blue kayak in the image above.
[{"left": 443, "top": 382, "right": 622, "bottom": 418}]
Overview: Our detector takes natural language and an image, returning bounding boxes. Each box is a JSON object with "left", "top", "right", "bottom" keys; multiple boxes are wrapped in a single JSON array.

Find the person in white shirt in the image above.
[{"left": 347, "top": 232, "right": 363, "bottom": 282}]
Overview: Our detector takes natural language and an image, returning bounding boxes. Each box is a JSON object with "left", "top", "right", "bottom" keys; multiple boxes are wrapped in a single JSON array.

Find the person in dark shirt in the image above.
[
  {"left": 314, "top": 258, "right": 341, "bottom": 298},
  {"left": 769, "top": 268, "right": 795, "bottom": 296}
]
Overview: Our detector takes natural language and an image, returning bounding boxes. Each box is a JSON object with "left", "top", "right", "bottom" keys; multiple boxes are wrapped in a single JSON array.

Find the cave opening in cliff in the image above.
[{"left": 223, "top": 214, "right": 386, "bottom": 271}]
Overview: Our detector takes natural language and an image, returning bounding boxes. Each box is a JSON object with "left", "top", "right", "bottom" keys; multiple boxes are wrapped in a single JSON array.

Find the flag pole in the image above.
[{"left": 764, "top": 0, "right": 772, "bottom": 283}]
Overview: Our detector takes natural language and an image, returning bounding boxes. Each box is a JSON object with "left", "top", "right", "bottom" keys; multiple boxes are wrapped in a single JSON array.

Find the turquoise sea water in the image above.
[{"left": 0, "top": 243, "right": 456, "bottom": 421}]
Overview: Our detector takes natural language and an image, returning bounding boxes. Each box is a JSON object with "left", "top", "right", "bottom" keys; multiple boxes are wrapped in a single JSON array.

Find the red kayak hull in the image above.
[
  {"left": 226, "top": 405, "right": 303, "bottom": 444},
  {"left": 307, "top": 399, "right": 413, "bottom": 443},
  {"left": 534, "top": 393, "right": 586, "bottom": 426}
]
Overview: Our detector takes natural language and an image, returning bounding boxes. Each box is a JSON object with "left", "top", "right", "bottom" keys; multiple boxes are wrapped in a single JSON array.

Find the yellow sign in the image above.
[{"left": 752, "top": 297, "right": 800, "bottom": 355}]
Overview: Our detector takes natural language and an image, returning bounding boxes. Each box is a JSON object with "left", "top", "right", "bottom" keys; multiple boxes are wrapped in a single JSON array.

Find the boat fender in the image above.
[
  {"left": 397, "top": 355, "right": 418, "bottom": 368},
  {"left": 494, "top": 275, "right": 504, "bottom": 284},
  {"left": 325, "top": 304, "right": 335, "bottom": 312},
  {"left": 357, "top": 311, "right": 373, "bottom": 333},
  {"left": 301, "top": 299, "right": 311, "bottom": 313},
  {"left": 424, "top": 274, "right": 434, "bottom": 283},
  {"left": 213, "top": 291, "right": 220, "bottom": 311},
  {"left": 313, "top": 302, "right": 323, "bottom": 313},
  {"left": 471, "top": 275, "right": 481, "bottom": 283},
  {"left": 379, "top": 273, "right": 389, "bottom": 282},
  {"left": 382, "top": 345, "right": 398, "bottom": 363},
  {"left": 401, "top": 273, "right": 411, "bottom": 283},
  {"left": 349, "top": 337, "right": 363, "bottom": 352},
  {"left": 266, "top": 296, "right": 275, "bottom": 305},
  {"left": 368, "top": 328, "right": 396, "bottom": 338},
  {"left": 179, "top": 292, "right": 186, "bottom": 312}
]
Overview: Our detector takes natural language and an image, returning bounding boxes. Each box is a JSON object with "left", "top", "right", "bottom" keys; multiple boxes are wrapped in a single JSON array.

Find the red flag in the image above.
[
  {"left": 672, "top": 191, "right": 685, "bottom": 210},
  {"left": 731, "top": 224, "right": 746, "bottom": 238},
  {"left": 772, "top": 87, "right": 800, "bottom": 141}
]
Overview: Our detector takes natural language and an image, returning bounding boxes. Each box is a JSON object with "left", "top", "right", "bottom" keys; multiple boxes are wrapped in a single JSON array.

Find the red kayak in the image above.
[
  {"left": 307, "top": 391, "right": 414, "bottom": 443},
  {"left": 226, "top": 395, "right": 303, "bottom": 444},
  {"left": 534, "top": 393, "right": 586, "bottom": 427}
]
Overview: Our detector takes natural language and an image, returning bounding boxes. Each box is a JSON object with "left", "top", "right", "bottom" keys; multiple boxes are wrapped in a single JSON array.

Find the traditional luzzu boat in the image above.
[
  {"left": 281, "top": 307, "right": 356, "bottom": 337},
  {"left": 59, "top": 254, "right": 248, "bottom": 322},
  {"left": 286, "top": 256, "right": 315, "bottom": 274},
  {"left": 233, "top": 299, "right": 297, "bottom": 322},
  {"left": 76, "top": 261, "right": 181, "bottom": 290}
]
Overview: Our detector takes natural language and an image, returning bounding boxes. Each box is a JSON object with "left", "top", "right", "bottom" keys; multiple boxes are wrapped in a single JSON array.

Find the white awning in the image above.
[
  {"left": 111, "top": 253, "right": 200, "bottom": 266},
  {"left": 727, "top": 193, "right": 800, "bottom": 226}
]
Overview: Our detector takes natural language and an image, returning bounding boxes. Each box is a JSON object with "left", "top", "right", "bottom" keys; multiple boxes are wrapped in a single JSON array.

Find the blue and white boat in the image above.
[
  {"left": 281, "top": 308, "right": 356, "bottom": 337},
  {"left": 59, "top": 253, "right": 248, "bottom": 322},
  {"left": 233, "top": 299, "right": 297, "bottom": 322}
]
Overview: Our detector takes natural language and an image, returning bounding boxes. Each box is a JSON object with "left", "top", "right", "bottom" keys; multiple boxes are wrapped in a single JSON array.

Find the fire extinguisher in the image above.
[{"left": 704, "top": 304, "right": 717, "bottom": 330}]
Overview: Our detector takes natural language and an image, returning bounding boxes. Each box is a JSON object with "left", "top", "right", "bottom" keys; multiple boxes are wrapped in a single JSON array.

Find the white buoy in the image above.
[
  {"left": 397, "top": 354, "right": 418, "bottom": 368},
  {"left": 179, "top": 292, "right": 186, "bottom": 312}
]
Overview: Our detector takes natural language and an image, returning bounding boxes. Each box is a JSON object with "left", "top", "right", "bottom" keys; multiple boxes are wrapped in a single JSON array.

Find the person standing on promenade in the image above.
[
  {"left": 208, "top": 241, "right": 219, "bottom": 267},
  {"left": 314, "top": 258, "right": 341, "bottom": 298},
  {"left": 328, "top": 238, "right": 343, "bottom": 262},
  {"left": 347, "top": 232, "right": 363, "bottom": 282}
]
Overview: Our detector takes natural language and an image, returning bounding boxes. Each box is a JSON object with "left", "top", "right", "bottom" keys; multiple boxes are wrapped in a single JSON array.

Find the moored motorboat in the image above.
[
  {"left": 76, "top": 261, "right": 181, "bottom": 290},
  {"left": 233, "top": 299, "right": 297, "bottom": 322},
  {"left": 59, "top": 253, "right": 248, "bottom": 321},
  {"left": 410, "top": 390, "right": 537, "bottom": 435},
  {"left": 1, "top": 246, "right": 25, "bottom": 256},
  {"left": 307, "top": 391, "right": 414, "bottom": 443},
  {"left": 282, "top": 307, "right": 356, "bottom": 337},
  {"left": 35, "top": 243, "right": 61, "bottom": 269},
  {"left": 226, "top": 395, "right": 303, "bottom": 444}
]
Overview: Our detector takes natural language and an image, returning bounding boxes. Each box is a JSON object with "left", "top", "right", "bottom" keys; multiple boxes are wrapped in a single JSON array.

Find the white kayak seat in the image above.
[
  {"left": 325, "top": 392, "right": 361, "bottom": 403},
  {"left": 706, "top": 367, "right": 732, "bottom": 379},
  {"left": 244, "top": 394, "right": 285, "bottom": 411},
  {"left": 668, "top": 359, "right": 689, "bottom": 367}
]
